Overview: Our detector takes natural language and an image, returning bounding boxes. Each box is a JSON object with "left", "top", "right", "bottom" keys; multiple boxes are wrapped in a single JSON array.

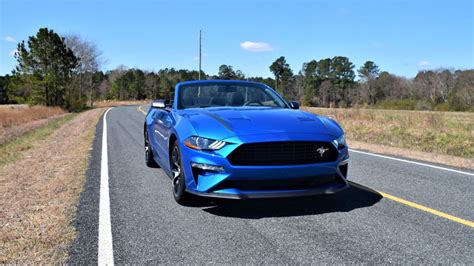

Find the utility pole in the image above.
[{"left": 198, "top": 30, "right": 202, "bottom": 80}]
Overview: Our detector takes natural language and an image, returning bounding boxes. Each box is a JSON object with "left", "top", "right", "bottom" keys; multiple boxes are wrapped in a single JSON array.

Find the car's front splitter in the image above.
[{"left": 185, "top": 178, "right": 349, "bottom": 199}]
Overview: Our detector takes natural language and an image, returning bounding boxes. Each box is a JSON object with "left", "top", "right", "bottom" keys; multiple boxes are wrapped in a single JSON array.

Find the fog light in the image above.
[{"left": 191, "top": 162, "right": 224, "bottom": 173}]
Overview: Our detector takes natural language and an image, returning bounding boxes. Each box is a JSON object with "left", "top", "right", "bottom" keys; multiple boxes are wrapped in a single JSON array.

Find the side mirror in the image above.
[
  {"left": 151, "top": 99, "right": 166, "bottom": 109},
  {"left": 288, "top": 101, "right": 300, "bottom": 109}
]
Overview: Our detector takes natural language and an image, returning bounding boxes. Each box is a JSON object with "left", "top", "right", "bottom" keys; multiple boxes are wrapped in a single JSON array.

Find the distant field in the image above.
[{"left": 303, "top": 107, "right": 473, "bottom": 159}]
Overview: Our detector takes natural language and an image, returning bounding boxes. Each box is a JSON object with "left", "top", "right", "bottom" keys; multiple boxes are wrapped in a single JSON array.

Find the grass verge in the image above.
[
  {"left": 303, "top": 107, "right": 473, "bottom": 160},
  {"left": 0, "top": 108, "right": 103, "bottom": 263},
  {"left": 0, "top": 114, "right": 76, "bottom": 167}
]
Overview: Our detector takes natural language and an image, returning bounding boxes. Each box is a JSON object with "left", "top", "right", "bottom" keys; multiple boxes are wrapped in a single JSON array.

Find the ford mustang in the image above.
[{"left": 144, "top": 80, "right": 349, "bottom": 204}]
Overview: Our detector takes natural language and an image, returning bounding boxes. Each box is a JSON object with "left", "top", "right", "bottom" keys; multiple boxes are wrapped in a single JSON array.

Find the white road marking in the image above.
[
  {"left": 99, "top": 108, "right": 114, "bottom": 265},
  {"left": 349, "top": 149, "right": 473, "bottom": 176}
]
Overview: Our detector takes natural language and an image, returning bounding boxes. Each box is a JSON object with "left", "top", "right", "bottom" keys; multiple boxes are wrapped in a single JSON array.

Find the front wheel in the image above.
[{"left": 171, "top": 140, "right": 191, "bottom": 205}]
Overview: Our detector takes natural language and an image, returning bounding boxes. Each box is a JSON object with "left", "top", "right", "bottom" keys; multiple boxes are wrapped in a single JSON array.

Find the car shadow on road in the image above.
[{"left": 200, "top": 183, "right": 382, "bottom": 219}]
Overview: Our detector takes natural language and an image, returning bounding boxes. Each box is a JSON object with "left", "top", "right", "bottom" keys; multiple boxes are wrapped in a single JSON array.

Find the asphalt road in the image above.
[{"left": 69, "top": 106, "right": 474, "bottom": 264}]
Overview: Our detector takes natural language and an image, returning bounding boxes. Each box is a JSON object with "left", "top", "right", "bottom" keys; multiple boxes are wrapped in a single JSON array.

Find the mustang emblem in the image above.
[{"left": 316, "top": 146, "right": 329, "bottom": 157}]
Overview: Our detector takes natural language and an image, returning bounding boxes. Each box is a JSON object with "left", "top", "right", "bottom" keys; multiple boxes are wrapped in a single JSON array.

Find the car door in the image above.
[
  {"left": 153, "top": 110, "right": 174, "bottom": 168},
  {"left": 151, "top": 110, "right": 166, "bottom": 162}
]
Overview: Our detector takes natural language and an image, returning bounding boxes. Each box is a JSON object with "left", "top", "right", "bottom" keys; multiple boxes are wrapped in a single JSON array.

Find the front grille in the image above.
[{"left": 227, "top": 141, "right": 338, "bottom": 166}]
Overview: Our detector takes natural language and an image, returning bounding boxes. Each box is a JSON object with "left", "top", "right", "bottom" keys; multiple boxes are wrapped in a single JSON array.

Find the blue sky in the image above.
[{"left": 0, "top": 0, "right": 472, "bottom": 78}]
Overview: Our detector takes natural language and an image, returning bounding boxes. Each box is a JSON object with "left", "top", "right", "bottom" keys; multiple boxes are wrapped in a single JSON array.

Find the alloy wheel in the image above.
[{"left": 171, "top": 146, "right": 182, "bottom": 195}]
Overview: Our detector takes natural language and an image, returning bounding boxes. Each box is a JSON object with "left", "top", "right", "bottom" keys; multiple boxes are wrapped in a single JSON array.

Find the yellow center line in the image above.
[
  {"left": 136, "top": 104, "right": 473, "bottom": 228},
  {"left": 137, "top": 105, "right": 147, "bottom": 115},
  {"left": 350, "top": 181, "right": 474, "bottom": 228}
]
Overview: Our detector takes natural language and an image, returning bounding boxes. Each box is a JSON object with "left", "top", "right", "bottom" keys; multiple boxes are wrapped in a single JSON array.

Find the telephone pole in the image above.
[{"left": 198, "top": 30, "right": 202, "bottom": 80}]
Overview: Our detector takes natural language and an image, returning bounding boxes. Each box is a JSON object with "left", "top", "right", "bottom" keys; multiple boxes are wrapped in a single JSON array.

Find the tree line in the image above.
[{"left": 0, "top": 28, "right": 472, "bottom": 111}]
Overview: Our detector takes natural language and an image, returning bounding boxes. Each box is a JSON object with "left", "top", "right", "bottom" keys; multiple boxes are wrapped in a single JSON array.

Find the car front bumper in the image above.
[{"left": 180, "top": 135, "right": 350, "bottom": 199}]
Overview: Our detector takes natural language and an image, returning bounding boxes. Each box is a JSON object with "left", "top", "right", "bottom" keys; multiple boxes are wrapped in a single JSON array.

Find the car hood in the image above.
[{"left": 177, "top": 107, "right": 342, "bottom": 140}]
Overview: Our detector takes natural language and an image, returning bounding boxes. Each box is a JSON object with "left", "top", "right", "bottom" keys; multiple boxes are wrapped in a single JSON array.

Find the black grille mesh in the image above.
[{"left": 227, "top": 141, "right": 338, "bottom": 166}]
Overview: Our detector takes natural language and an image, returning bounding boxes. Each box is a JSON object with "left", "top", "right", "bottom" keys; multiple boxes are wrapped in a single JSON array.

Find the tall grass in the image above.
[
  {"left": 0, "top": 105, "right": 65, "bottom": 127},
  {"left": 303, "top": 107, "right": 474, "bottom": 158}
]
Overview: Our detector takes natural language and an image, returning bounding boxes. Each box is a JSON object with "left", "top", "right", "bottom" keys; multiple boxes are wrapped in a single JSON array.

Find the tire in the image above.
[
  {"left": 170, "top": 140, "right": 191, "bottom": 205},
  {"left": 144, "top": 128, "right": 159, "bottom": 168}
]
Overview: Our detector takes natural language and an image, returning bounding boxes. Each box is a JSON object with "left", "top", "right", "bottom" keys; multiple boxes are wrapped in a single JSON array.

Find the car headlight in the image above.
[
  {"left": 184, "top": 136, "right": 226, "bottom": 150},
  {"left": 333, "top": 134, "right": 346, "bottom": 149}
]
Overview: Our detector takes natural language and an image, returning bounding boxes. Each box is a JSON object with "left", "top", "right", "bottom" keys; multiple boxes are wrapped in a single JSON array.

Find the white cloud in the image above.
[
  {"left": 417, "top": 60, "right": 431, "bottom": 67},
  {"left": 240, "top": 41, "right": 274, "bottom": 52},
  {"left": 4, "top": 36, "right": 16, "bottom": 42},
  {"left": 9, "top": 49, "right": 17, "bottom": 57}
]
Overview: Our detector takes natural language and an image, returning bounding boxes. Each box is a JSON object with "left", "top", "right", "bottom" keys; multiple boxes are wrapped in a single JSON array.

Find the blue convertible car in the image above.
[{"left": 144, "top": 80, "right": 349, "bottom": 204}]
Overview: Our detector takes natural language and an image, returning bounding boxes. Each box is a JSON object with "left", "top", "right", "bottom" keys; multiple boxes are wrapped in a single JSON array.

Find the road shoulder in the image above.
[
  {"left": 0, "top": 108, "right": 104, "bottom": 264},
  {"left": 67, "top": 111, "right": 104, "bottom": 264}
]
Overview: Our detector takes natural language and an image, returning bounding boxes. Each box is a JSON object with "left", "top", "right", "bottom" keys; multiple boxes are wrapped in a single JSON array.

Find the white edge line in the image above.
[
  {"left": 349, "top": 148, "right": 473, "bottom": 176},
  {"left": 99, "top": 108, "right": 114, "bottom": 265}
]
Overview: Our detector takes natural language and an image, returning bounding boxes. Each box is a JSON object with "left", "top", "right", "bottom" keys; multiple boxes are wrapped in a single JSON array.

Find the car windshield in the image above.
[{"left": 178, "top": 83, "right": 287, "bottom": 109}]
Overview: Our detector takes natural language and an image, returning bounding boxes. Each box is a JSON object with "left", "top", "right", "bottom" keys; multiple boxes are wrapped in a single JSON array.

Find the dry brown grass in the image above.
[
  {"left": 0, "top": 108, "right": 104, "bottom": 264},
  {"left": 0, "top": 105, "right": 65, "bottom": 128},
  {"left": 0, "top": 114, "right": 69, "bottom": 145},
  {"left": 93, "top": 100, "right": 148, "bottom": 108},
  {"left": 303, "top": 107, "right": 474, "bottom": 161}
]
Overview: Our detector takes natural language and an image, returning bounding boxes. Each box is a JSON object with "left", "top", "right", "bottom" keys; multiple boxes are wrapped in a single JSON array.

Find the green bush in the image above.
[
  {"left": 448, "top": 91, "right": 470, "bottom": 111},
  {"left": 372, "top": 99, "right": 417, "bottom": 110},
  {"left": 434, "top": 102, "right": 451, "bottom": 111}
]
